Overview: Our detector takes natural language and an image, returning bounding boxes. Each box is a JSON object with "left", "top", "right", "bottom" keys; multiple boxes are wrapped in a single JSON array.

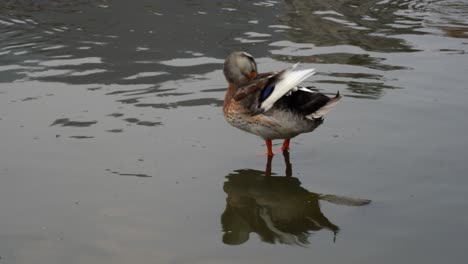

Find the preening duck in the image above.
[{"left": 223, "top": 51, "right": 341, "bottom": 156}]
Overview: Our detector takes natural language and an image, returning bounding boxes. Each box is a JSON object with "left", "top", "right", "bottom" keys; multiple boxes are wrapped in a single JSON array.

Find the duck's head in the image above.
[{"left": 223, "top": 51, "right": 258, "bottom": 85}]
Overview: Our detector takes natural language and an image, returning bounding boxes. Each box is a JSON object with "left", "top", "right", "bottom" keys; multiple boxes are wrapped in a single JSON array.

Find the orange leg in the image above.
[
  {"left": 282, "top": 139, "right": 290, "bottom": 152},
  {"left": 266, "top": 139, "right": 274, "bottom": 157}
]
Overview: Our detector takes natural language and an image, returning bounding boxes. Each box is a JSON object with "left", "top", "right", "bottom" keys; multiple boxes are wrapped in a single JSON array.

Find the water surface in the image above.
[{"left": 1, "top": 0, "right": 467, "bottom": 263}]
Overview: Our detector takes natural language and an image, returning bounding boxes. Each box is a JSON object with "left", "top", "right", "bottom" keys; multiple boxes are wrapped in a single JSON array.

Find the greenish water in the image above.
[{"left": 1, "top": 1, "right": 467, "bottom": 263}]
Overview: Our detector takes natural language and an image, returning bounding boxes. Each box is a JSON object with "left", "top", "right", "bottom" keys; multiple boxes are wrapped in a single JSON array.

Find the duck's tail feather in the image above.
[
  {"left": 260, "top": 65, "right": 315, "bottom": 112},
  {"left": 307, "top": 91, "right": 342, "bottom": 119}
]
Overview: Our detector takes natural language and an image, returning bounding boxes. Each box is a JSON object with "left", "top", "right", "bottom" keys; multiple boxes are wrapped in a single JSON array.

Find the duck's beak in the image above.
[{"left": 250, "top": 71, "right": 257, "bottom": 79}]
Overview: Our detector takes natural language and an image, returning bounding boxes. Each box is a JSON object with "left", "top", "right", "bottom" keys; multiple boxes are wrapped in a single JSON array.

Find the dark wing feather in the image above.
[
  {"left": 275, "top": 89, "right": 331, "bottom": 116},
  {"left": 232, "top": 71, "right": 283, "bottom": 115},
  {"left": 260, "top": 86, "right": 274, "bottom": 101},
  {"left": 233, "top": 81, "right": 265, "bottom": 101},
  {"left": 233, "top": 71, "right": 278, "bottom": 102},
  {"left": 257, "top": 71, "right": 285, "bottom": 103}
]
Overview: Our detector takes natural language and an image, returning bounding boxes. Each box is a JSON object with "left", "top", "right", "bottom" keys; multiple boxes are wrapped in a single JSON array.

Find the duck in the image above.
[{"left": 223, "top": 51, "right": 341, "bottom": 156}]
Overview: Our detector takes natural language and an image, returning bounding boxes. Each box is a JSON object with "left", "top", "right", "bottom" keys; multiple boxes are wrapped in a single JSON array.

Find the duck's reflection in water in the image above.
[{"left": 221, "top": 151, "right": 370, "bottom": 246}]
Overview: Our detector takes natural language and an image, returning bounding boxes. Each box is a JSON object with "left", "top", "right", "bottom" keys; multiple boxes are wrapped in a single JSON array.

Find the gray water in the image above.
[{"left": 1, "top": 0, "right": 468, "bottom": 263}]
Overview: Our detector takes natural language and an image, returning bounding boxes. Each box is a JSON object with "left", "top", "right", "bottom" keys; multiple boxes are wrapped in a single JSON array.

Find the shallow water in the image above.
[{"left": 1, "top": 0, "right": 467, "bottom": 263}]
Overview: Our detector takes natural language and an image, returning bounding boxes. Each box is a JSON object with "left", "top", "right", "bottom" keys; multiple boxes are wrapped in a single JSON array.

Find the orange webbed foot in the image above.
[
  {"left": 255, "top": 139, "right": 275, "bottom": 157},
  {"left": 256, "top": 149, "right": 282, "bottom": 157},
  {"left": 256, "top": 139, "right": 291, "bottom": 156}
]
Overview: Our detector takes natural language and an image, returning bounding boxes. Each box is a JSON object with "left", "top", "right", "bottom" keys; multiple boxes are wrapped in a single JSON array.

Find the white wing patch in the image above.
[
  {"left": 285, "top": 86, "right": 315, "bottom": 96},
  {"left": 298, "top": 87, "right": 315, "bottom": 93},
  {"left": 260, "top": 65, "right": 316, "bottom": 112}
]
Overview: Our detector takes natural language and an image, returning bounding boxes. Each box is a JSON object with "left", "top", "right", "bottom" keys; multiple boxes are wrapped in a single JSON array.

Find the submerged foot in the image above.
[{"left": 256, "top": 148, "right": 283, "bottom": 157}]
